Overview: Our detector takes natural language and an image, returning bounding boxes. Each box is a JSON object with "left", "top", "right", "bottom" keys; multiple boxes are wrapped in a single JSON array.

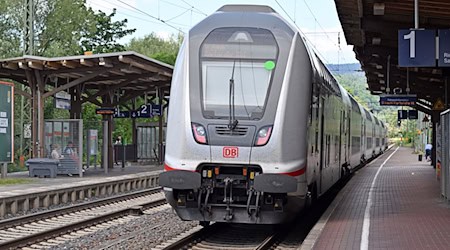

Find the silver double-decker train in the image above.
[{"left": 160, "top": 5, "right": 388, "bottom": 224}]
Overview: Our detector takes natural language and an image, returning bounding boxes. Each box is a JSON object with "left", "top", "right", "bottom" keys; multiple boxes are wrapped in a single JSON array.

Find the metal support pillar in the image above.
[
  {"left": 24, "top": 0, "right": 34, "bottom": 55},
  {"left": 132, "top": 99, "right": 137, "bottom": 160},
  {"left": 414, "top": 0, "right": 419, "bottom": 29},
  {"left": 102, "top": 120, "right": 109, "bottom": 174}
]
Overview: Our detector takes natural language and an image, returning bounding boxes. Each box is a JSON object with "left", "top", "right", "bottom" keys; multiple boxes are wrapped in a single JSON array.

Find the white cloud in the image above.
[
  {"left": 155, "top": 31, "right": 171, "bottom": 41},
  {"left": 300, "top": 26, "right": 358, "bottom": 64}
]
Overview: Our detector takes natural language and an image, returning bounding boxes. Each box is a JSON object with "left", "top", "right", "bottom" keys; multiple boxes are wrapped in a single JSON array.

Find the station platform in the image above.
[
  {"left": 0, "top": 163, "right": 163, "bottom": 194},
  {"left": 303, "top": 146, "right": 450, "bottom": 250}
]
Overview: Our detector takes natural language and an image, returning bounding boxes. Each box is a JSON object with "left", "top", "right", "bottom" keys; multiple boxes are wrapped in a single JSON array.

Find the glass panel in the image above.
[
  {"left": 54, "top": 122, "right": 62, "bottom": 154},
  {"left": 199, "top": 27, "right": 278, "bottom": 120},
  {"left": 201, "top": 27, "right": 277, "bottom": 59},
  {"left": 45, "top": 122, "right": 53, "bottom": 157},
  {"left": 201, "top": 61, "right": 270, "bottom": 119}
]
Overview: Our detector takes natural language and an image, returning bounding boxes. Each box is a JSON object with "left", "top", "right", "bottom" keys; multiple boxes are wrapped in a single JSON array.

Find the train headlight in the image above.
[
  {"left": 255, "top": 126, "right": 273, "bottom": 146},
  {"left": 192, "top": 123, "right": 208, "bottom": 144}
]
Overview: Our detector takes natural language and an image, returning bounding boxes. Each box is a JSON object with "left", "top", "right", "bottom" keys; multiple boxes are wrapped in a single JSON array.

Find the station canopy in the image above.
[
  {"left": 334, "top": 0, "right": 450, "bottom": 113},
  {"left": 0, "top": 51, "right": 173, "bottom": 106}
]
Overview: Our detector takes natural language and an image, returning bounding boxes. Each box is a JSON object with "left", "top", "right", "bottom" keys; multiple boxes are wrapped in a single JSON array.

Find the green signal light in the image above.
[{"left": 264, "top": 60, "right": 275, "bottom": 70}]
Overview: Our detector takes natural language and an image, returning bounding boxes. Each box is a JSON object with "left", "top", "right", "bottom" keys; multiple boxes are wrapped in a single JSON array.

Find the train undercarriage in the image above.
[{"left": 161, "top": 165, "right": 303, "bottom": 224}]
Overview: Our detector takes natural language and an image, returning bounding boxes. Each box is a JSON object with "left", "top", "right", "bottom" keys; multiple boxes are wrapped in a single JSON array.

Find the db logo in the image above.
[{"left": 223, "top": 147, "right": 239, "bottom": 158}]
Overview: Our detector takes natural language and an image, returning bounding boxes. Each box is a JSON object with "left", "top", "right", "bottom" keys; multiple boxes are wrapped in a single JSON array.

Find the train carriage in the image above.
[{"left": 160, "top": 5, "right": 387, "bottom": 224}]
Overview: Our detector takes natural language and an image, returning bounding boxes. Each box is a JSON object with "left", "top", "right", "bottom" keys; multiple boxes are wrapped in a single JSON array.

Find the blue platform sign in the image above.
[
  {"left": 380, "top": 95, "right": 416, "bottom": 106},
  {"left": 438, "top": 30, "right": 450, "bottom": 67},
  {"left": 113, "top": 109, "right": 130, "bottom": 118},
  {"left": 398, "top": 110, "right": 408, "bottom": 120},
  {"left": 138, "top": 104, "right": 152, "bottom": 118},
  {"left": 151, "top": 104, "right": 162, "bottom": 116},
  {"left": 398, "top": 29, "right": 436, "bottom": 67},
  {"left": 408, "top": 110, "right": 418, "bottom": 120}
]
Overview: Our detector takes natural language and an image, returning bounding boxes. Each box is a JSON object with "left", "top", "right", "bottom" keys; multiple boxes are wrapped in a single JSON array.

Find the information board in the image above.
[
  {"left": 380, "top": 95, "right": 417, "bottom": 106},
  {"left": 0, "top": 82, "right": 13, "bottom": 163}
]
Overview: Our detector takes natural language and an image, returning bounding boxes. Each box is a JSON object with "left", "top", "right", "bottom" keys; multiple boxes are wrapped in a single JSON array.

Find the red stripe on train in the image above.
[
  {"left": 164, "top": 163, "right": 177, "bottom": 171},
  {"left": 164, "top": 163, "right": 196, "bottom": 172},
  {"left": 282, "top": 167, "right": 306, "bottom": 177},
  {"left": 165, "top": 163, "right": 306, "bottom": 176}
]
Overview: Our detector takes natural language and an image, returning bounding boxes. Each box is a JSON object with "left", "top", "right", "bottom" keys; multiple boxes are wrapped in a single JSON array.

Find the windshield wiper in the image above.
[{"left": 228, "top": 60, "right": 238, "bottom": 130}]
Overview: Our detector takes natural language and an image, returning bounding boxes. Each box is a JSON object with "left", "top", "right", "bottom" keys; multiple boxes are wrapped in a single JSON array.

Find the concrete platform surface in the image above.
[
  {"left": 303, "top": 146, "right": 450, "bottom": 250},
  {"left": 0, "top": 163, "right": 163, "bottom": 196}
]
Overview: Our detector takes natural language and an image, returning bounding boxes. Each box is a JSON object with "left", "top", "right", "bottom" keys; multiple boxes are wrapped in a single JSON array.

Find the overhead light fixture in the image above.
[
  {"left": 372, "top": 37, "right": 381, "bottom": 45},
  {"left": 379, "top": 79, "right": 385, "bottom": 84},
  {"left": 372, "top": 53, "right": 380, "bottom": 58},
  {"left": 380, "top": 86, "right": 386, "bottom": 90},
  {"left": 378, "top": 73, "right": 384, "bottom": 78},
  {"left": 99, "top": 57, "right": 113, "bottom": 67},
  {"left": 376, "top": 64, "right": 383, "bottom": 69},
  {"left": 373, "top": 3, "right": 385, "bottom": 15}
]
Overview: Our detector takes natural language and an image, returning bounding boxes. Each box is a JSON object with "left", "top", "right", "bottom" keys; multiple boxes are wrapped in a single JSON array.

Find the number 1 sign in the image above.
[{"left": 398, "top": 29, "right": 436, "bottom": 67}]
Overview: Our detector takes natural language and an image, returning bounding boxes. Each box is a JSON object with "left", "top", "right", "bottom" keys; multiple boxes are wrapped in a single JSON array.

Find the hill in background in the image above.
[{"left": 327, "top": 63, "right": 362, "bottom": 75}]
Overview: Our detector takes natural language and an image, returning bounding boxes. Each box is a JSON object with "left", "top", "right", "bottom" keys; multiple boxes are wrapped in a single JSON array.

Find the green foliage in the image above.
[
  {"left": 127, "top": 32, "right": 183, "bottom": 65},
  {"left": 80, "top": 9, "right": 136, "bottom": 54},
  {"left": 0, "top": 1, "right": 179, "bottom": 153},
  {"left": 0, "top": 178, "right": 33, "bottom": 185},
  {"left": 0, "top": 0, "right": 24, "bottom": 57},
  {"left": 37, "top": 0, "right": 97, "bottom": 56},
  {"left": 335, "top": 72, "right": 398, "bottom": 136}
]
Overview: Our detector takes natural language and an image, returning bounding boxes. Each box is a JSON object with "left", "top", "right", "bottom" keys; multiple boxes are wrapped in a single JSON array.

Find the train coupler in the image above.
[
  {"left": 223, "top": 177, "right": 235, "bottom": 221},
  {"left": 198, "top": 188, "right": 212, "bottom": 215}
]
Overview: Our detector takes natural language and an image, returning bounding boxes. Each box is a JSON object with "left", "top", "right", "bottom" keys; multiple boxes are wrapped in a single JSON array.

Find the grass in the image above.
[{"left": 0, "top": 178, "right": 34, "bottom": 186}]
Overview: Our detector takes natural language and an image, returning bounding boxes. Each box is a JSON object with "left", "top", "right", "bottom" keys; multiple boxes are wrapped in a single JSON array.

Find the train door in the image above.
[
  {"left": 318, "top": 94, "right": 327, "bottom": 194},
  {"left": 347, "top": 111, "right": 351, "bottom": 166},
  {"left": 361, "top": 119, "right": 366, "bottom": 161}
]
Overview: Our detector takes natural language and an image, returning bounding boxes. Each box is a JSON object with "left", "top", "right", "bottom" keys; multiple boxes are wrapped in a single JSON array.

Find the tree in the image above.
[
  {"left": 36, "top": 0, "right": 97, "bottom": 56},
  {"left": 335, "top": 71, "right": 398, "bottom": 136},
  {"left": 127, "top": 32, "right": 183, "bottom": 65},
  {"left": 80, "top": 9, "right": 135, "bottom": 54},
  {"left": 0, "top": 0, "right": 26, "bottom": 57}
]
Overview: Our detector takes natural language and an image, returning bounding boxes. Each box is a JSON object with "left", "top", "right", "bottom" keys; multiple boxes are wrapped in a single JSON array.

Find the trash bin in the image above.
[
  {"left": 418, "top": 154, "right": 423, "bottom": 161},
  {"left": 26, "top": 158, "right": 59, "bottom": 178}
]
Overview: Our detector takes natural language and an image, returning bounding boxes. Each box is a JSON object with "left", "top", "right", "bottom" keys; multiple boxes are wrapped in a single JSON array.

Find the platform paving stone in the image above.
[{"left": 311, "top": 147, "right": 450, "bottom": 250}]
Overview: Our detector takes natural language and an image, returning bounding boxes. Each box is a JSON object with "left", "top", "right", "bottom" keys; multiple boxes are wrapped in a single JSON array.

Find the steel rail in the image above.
[
  {"left": 0, "top": 186, "right": 162, "bottom": 229},
  {"left": 0, "top": 197, "right": 167, "bottom": 249}
]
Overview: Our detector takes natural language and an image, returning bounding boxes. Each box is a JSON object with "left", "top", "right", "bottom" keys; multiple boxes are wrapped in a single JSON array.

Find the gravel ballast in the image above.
[{"left": 48, "top": 207, "right": 198, "bottom": 249}]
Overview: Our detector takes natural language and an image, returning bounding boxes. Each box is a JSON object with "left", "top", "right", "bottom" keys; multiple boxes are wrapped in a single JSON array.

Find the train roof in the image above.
[{"left": 217, "top": 5, "right": 276, "bottom": 13}]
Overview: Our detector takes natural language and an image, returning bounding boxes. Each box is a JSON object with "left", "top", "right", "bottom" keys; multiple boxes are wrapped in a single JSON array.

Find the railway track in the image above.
[
  {"left": 157, "top": 223, "right": 280, "bottom": 250},
  {"left": 0, "top": 187, "right": 166, "bottom": 249},
  {"left": 155, "top": 150, "right": 375, "bottom": 250}
]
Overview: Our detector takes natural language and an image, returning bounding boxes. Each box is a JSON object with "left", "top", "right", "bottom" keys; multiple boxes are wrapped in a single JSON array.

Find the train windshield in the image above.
[{"left": 200, "top": 27, "right": 278, "bottom": 120}]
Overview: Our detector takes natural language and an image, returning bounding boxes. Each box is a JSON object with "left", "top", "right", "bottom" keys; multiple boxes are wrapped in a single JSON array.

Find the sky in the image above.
[{"left": 86, "top": 0, "right": 359, "bottom": 65}]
